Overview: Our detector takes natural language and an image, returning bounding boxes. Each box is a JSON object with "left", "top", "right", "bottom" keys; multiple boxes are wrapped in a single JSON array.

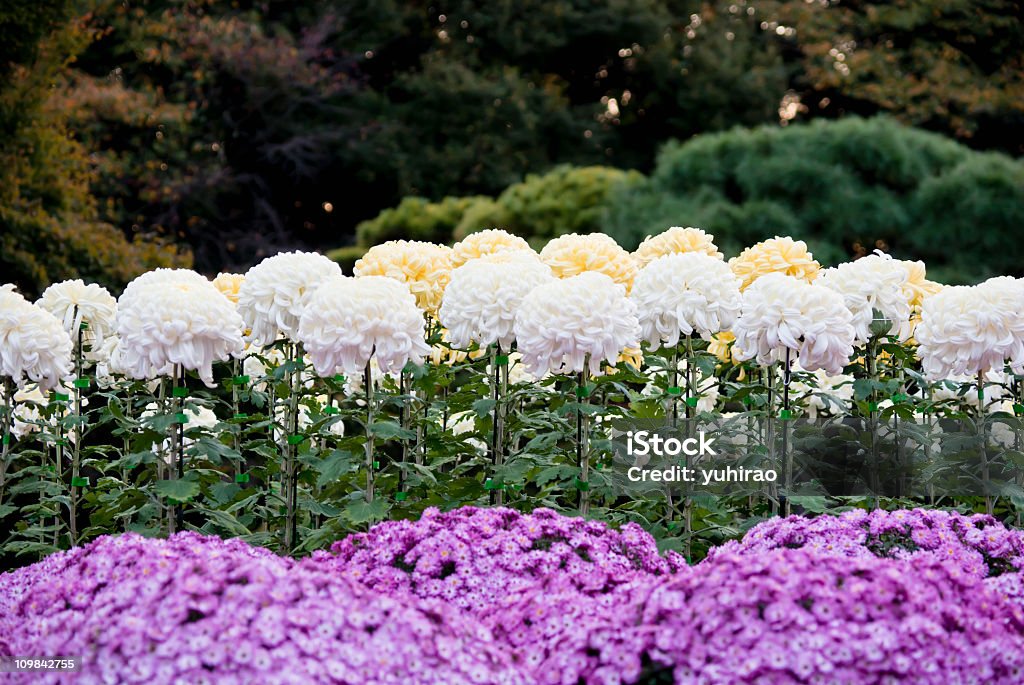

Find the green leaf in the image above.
[
  {"left": 472, "top": 398, "right": 496, "bottom": 417},
  {"left": 369, "top": 421, "right": 416, "bottom": 440},
  {"left": 344, "top": 498, "right": 389, "bottom": 524},
  {"left": 154, "top": 479, "right": 200, "bottom": 502},
  {"left": 316, "top": 449, "right": 354, "bottom": 487}
]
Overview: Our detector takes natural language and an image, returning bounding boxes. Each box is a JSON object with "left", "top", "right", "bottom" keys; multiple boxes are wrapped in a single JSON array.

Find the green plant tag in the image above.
[
  {"left": 574, "top": 477, "right": 590, "bottom": 491},
  {"left": 287, "top": 434, "right": 305, "bottom": 445},
  {"left": 742, "top": 396, "right": 753, "bottom": 406},
  {"left": 495, "top": 354, "right": 509, "bottom": 366},
  {"left": 79, "top": 321, "right": 89, "bottom": 330},
  {"left": 52, "top": 392, "right": 69, "bottom": 403},
  {"left": 235, "top": 473, "right": 250, "bottom": 483},
  {"left": 484, "top": 479, "right": 499, "bottom": 490},
  {"left": 1, "top": 435, "right": 9, "bottom": 445},
  {"left": 395, "top": 491, "right": 407, "bottom": 501},
  {"left": 868, "top": 402, "right": 879, "bottom": 412},
  {"left": 372, "top": 460, "right": 380, "bottom": 469},
  {"left": 891, "top": 393, "right": 908, "bottom": 403},
  {"left": 233, "top": 375, "right": 250, "bottom": 385},
  {"left": 175, "top": 412, "right": 189, "bottom": 424},
  {"left": 54, "top": 438, "right": 68, "bottom": 447},
  {"left": 73, "top": 378, "right": 90, "bottom": 389},
  {"left": 233, "top": 413, "right": 248, "bottom": 420},
  {"left": 575, "top": 386, "right": 591, "bottom": 398},
  {"left": 333, "top": 374, "right": 346, "bottom": 383},
  {"left": 71, "top": 476, "right": 89, "bottom": 487},
  {"left": 666, "top": 386, "right": 682, "bottom": 396},
  {"left": 1015, "top": 404, "right": 1024, "bottom": 416},
  {"left": 172, "top": 387, "right": 189, "bottom": 398},
  {"left": 685, "top": 397, "right": 698, "bottom": 407},
  {"left": 779, "top": 409, "right": 792, "bottom": 420},
  {"left": 323, "top": 406, "right": 339, "bottom": 415}
]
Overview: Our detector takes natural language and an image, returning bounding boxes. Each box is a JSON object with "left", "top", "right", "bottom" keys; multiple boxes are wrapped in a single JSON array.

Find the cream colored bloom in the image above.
[
  {"left": 297, "top": 275, "right": 431, "bottom": 376},
  {"left": 916, "top": 279, "right": 1024, "bottom": 379},
  {"left": 708, "top": 331, "right": 740, "bottom": 365},
  {"left": 211, "top": 273, "right": 246, "bottom": 304},
  {"left": 732, "top": 273, "right": 855, "bottom": 375},
  {"left": 451, "top": 229, "right": 533, "bottom": 267},
  {"left": 238, "top": 251, "right": 341, "bottom": 345},
  {"left": 729, "top": 236, "right": 820, "bottom": 291},
  {"left": 514, "top": 271, "right": 640, "bottom": 376},
  {"left": 439, "top": 252, "right": 554, "bottom": 350},
  {"left": 354, "top": 240, "right": 453, "bottom": 314},
  {"left": 36, "top": 279, "right": 117, "bottom": 350},
  {"left": 116, "top": 277, "right": 244, "bottom": 385},
  {"left": 899, "top": 260, "right": 942, "bottom": 309},
  {"left": 815, "top": 253, "right": 912, "bottom": 343},
  {"left": 633, "top": 226, "right": 723, "bottom": 267},
  {"left": 0, "top": 293, "right": 73, "bottom": 391},
  {"left": 539, "top": 233, "right": 637, "bottom": 291},
  {"left": 631, "top": 252, "right": 742, "bottom": 350}
]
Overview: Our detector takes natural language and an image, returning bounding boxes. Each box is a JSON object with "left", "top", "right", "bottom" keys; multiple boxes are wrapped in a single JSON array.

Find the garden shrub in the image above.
[{"left": 603, "top": 117, "right": 1024, "bottom": 284}]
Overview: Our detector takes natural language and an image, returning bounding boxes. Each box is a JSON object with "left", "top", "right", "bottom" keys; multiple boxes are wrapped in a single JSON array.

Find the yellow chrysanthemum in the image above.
[
  {"left": 539, "top": 233, "right": 637, "bottom": 291},
  {"left": 212, "top": 272, "right": 245, "bottom": 304},
  {"left": 633, "top": 226, "right": 723, "bottom": 267},
  {"left": 605, "top": 346, "right": 643, "bottom": 372},
  {"left": 354, "top": 240, "right": 453, "bottom": 314},
  {"left": 708, "top": 331, "right": 738, "bottom": 364},
  {"left": 451, "top": 229, "right": 534, "bottom": 268},
  {"left": 898, "top": 259, "right": 943, "bottom": 309},
  {"left": 729, "top": 236, "right": 820, "bottom": 291},
  {"left": 429, "top": 329, "right": 488, "bottom": 366}
]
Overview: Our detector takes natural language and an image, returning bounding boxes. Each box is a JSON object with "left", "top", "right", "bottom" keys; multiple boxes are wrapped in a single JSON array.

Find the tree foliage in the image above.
[{"left": 0, "top": 1, "right": 186, "bottom": 298}]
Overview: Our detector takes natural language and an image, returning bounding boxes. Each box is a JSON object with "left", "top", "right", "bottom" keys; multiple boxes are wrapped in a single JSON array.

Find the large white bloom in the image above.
[
  {"left": 297, "top": 275, "right": 431, "bottom": 376},
  {"left": 815, "top": 253, "right": 912, "bottom": 343},
  {"left": 915, "top": 278, "right": 1024, "bottom": 379},
  {"left": 630, "top": 252, "right": 741, "bottom": 350},
  {"left": 36, "top": 279, "right": 118, "bottom": 350},
  {"left": 514, "top": 271, "right": 640, "bottom": 376},
  {"left": 439, "top": 252, "right": 554, "bottom": 350},
  {"left": 116, "top": 277, "right": 245, "bottom": 385},
  {"left": 732, "top": 273, "right": 855, "bottom": 375},
  {"left": 0, "top": 288, "right": 73, "bottom": 391},
  {"left": 238, "top": 251, "right": 341, "bottom": 345},
  {"left": 118, "top": 269, "right": 211, "bottom": 314}
]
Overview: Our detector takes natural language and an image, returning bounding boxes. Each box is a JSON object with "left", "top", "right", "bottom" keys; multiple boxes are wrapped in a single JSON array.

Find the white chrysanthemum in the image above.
[
  {"left": 633, "top": 226, "right": 723, "bottom": 267},
  {"left": 118, "top": 269, "right": 210, "bottom": 314},
  {"left": 732, "top": 273, "right": 855, "bottom": 375},
  {"left": 0, "top": 294, "right": 73, "bottom": 391},
  {"left": 354, "top": 240, "right": 453, "bottom": 314},
  {"left": 439, "top": 252, "right": 554, "bottom": 350},
  {"left": 451, "top": 229, "right": 533, "bottom": 267},
  {"left": 788, "top": 361, "right": 855, "bottom": 420},
  {"left": 539, "top": 233, "right": 637, "bottom": 291},
  {"left": 116, "top": 278, "right": 244, "bottom": 386},
  {"left": 915, "top": 279, "right": 1024, "bottom": 379},
  {"left": 630, "top": 252, "right": 742, "bottom": 350},
  {"left": 297, "top": 275, "right": 431, "bottom": 376},
  {"left": 36, "top": 279, "right": 117, "bottom": 350},
  {"left": 815, "top": 253, "right": 912, "bottom": 343},
  {"left": 237, "top": 251, "right": 341, "bottom": 345},
  {"left": 514, "top": 271, "right": 640, "bottom": 376}
]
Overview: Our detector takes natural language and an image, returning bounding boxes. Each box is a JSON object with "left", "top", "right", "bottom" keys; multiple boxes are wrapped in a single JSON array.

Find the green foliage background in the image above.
[{"left": 3, "top": 0, "right": 1022, "bottom": 293}]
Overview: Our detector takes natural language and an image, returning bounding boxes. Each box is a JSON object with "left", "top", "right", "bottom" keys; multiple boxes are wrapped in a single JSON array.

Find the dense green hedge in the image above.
[
  {"left": 338, "top": 118, "right": 1024, "bottom": 284},
  {"left": 603, "top": 117, "right": 1024, "bottom": 283}
]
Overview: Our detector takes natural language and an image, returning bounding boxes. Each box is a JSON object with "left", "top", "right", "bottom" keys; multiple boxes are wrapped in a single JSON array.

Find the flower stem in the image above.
[
  {"left": 0, "top": 378, "right": 11, "bottom": 508},
  {"left": 364, "top": 359, "right": 375, "bottom": 504},
  {"left": 978, "top": 370, "right": 993, "bottom": 515},
  {"left": 70, "top": 317, "right": 83, "bottom": 546},
  {"left": 781, "top": 347, "right": 792, "bottom": 517},
  {"left": 577, "top": 359, "right": 590, "bottom": 516},
  {"left": 173, "top": 365, "right": 185, "bottom": 534}
]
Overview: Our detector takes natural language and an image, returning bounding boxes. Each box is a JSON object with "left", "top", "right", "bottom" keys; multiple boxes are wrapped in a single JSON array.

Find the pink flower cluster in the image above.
[
  {"left": 709, "top": 508, "right": 1024, "bottom": 578},
  {"left": 314, "top": 506, "right": 686, "bottom": 613},
  {"left": 0, "top": 532, "right": 527, "bottom": 685}
]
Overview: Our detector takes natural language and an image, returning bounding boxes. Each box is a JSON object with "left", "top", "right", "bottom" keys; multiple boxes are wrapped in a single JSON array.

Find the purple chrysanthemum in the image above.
[
  {"left": 708, "top": 508, "right": 1024, "bottom": 578},
  {"left": 0, "top": 532, "right": 528, "bottom": 685},
  {"left": 314, "top": 506, "right": 685, "bottom": 614}
]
